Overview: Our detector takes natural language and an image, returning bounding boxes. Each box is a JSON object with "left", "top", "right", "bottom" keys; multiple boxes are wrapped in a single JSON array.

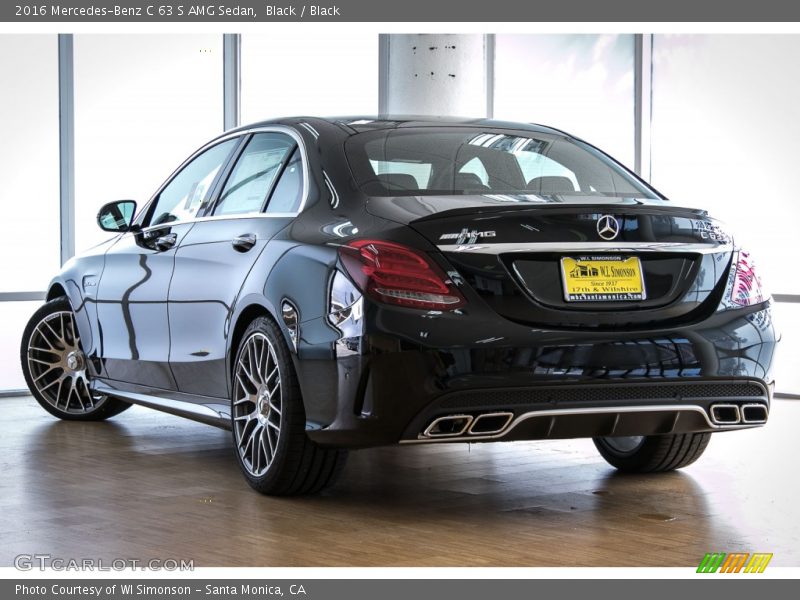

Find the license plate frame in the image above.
[{"left": 560, "top": 255, "right": 646, "bottom": 302}]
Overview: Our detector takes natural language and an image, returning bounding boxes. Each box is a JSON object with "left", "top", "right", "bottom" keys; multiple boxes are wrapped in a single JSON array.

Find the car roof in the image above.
[{"left": 225, "top": 115, "right": 571, "bottom": 138}]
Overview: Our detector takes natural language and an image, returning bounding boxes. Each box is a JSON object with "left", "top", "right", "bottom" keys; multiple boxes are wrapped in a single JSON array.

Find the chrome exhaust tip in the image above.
[
  {"left": 423, "top": 415, "right": 473, "bottom": 438},
  {"left": 468, "top": 412, "right": 514, "bottom": 435},
  {"left": 710, "top": 403, "right": 741, "bottom": 425},
  {"left": 740, "top": 403, "right": 768, "bottom": 424}
]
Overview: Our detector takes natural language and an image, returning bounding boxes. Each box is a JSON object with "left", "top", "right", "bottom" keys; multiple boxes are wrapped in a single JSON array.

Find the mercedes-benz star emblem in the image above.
[{"left": 596, "top": 215, "right": 620, "bottom": 241}]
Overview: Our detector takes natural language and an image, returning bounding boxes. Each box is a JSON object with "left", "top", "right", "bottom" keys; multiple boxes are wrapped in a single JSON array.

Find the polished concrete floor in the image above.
[{"left": 1, "top": 395, "right": 798, "bottom": 567}]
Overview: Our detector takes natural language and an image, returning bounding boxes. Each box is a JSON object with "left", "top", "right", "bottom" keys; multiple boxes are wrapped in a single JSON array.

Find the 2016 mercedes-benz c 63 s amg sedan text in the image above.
[{"left": 21, "top": 117, "right": 777, "bottom": 495}]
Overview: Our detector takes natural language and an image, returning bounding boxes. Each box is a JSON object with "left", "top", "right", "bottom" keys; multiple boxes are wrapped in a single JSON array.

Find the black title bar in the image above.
[{"left": 4, "top": 0, "right": 800, "bottom": 22}]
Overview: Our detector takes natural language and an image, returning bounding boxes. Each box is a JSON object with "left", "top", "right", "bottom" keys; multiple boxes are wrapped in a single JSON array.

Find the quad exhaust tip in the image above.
[
  {"left": 424, "top": 403, "right": 769, "bottom": 439},
  {"left": 709, "top": 403, "right": 769, "bottom": 425},
  {"left": 740, "top": 403, "right": 768, "bottom": 424},
  {"left": 423, "top": 412, "right": 514, "bottom": 438},
  {"left": 710, "top": 404, "right": 741, "bottom": 424},
  {"left": 423, "top": 415, "right": 473, "bottom": 438},
  {"left": 468, "top": 412, "right": 514, "bottom": 435}
]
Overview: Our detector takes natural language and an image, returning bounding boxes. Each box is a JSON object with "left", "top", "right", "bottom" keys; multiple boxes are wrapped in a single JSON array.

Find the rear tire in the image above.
[
  {"left": 230, "top": 315, "right": 347, "bottom": 496},
  {"left": 20, "top": 297, "right": 131, "bottom": 421},
  {"left": 593, "top": 432, "right": 711, "bottom": 473}
]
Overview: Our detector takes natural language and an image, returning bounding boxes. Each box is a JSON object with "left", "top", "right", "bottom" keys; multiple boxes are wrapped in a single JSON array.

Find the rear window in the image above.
[{"left": 345, "top": 128, "right": 657, "bottom": 199}]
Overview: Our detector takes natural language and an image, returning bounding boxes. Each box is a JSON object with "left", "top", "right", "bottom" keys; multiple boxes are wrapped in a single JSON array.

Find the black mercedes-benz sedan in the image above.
[{"left": 21, "top": 116, "right": 777, "bottom": 495}]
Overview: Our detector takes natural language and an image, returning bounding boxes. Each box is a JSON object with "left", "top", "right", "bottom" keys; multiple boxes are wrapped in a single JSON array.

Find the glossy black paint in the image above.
[{"left": 42, "top": 116, "right": 778, "bottom": 448}]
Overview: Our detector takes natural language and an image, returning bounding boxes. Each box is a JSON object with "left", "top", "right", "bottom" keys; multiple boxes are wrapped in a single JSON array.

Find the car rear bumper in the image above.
[
  {"left": 295, "top": 303, "right": 777, "bottom": 448},
  {"left": 399, "top": 379, "right": 770, "bottom": 444}
]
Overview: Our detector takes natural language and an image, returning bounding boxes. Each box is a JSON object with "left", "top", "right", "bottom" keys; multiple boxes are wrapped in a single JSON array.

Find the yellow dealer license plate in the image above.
[{"left": 560, "top": 256, "right": 646, "bottom": 302}]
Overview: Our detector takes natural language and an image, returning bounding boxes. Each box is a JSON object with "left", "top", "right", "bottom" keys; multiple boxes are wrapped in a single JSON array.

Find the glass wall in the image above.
[
  {"left": 0, "top": 302, "right": 40, "bottom": 390},
  {"left": 494, "top": 35, "right": 636, "bottom": 169},
  {"left": 1, "top": 33, "right": 797, "bottom": 395},
  {"left": 240, "top": 32, "right": 379, "bottom": 123},
  {"left": 651, "top": 35, "right": 800, "bottom": 295},
  {"left": 0, "top": 35, "right": 60, "bottom": 293},
  {"left": 651, "top": 35, "right": 800, "bottom": 393},
  {"left": 0, "top": 35, "right": 59, "bottom": 391},
  {"left": 73, "top": 35, "right": 224, "bottom": 253}
]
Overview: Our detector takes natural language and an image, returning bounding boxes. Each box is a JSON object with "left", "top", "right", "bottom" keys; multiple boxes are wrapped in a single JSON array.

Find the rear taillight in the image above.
[
  {"left": 730, "top": 250, "right": 766, "bottom": 307},
  {"left": 339, "top": 239, "right": 465, "bottom": 310}
]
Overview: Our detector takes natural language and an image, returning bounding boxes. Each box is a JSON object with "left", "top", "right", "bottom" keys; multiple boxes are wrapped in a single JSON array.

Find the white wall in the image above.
[{"left": 240, "top": 32, "right": 379, "bottom": 123}]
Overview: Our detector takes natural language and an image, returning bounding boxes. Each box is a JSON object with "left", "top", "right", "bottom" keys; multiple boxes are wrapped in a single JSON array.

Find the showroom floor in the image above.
[{"left": 1, "top": 395, "right": 798, "bottom": 567}]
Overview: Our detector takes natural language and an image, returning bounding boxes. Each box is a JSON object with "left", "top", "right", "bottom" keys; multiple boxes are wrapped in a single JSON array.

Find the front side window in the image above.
[
  {"left": 345, "top": 128, "right": 657, "bottom": 199},
  {"left": 214, "top": 133, "right": 295, "bottom": 216},
  {"left": 147, "top": 138, "right": 238, "bottom": 227}
]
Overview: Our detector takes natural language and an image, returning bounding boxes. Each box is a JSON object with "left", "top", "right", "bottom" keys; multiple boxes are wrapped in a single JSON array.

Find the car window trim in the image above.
[{"left": 134, "top": 125, "right": 311, "bottom": 230}]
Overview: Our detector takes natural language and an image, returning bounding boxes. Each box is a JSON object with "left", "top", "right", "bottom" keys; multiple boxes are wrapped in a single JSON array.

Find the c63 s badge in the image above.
[{"left": 439, "top": 228, "right": 497, "bottom": 244}]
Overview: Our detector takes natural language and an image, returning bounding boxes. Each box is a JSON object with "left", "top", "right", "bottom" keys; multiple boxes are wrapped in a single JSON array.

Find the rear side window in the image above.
[
  {"left": 345, "top": 128, "right": 656, "bottom": 199},
  {"left": 214, "top": 133, "right": 295, "bottom": 216},
  {"left": 266, "top": 148, "right": 304, "bottom": 213}
]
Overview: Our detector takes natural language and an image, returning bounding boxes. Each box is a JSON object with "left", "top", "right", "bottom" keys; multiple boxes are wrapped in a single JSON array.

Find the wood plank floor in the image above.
[{"left": 1, "top": 395, "right": 798, "bottom": 567}]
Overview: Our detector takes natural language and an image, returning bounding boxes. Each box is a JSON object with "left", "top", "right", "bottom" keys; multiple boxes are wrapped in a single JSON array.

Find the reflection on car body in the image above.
[{"left": 21, "top": 116, "right": 777, "bottom": 495}]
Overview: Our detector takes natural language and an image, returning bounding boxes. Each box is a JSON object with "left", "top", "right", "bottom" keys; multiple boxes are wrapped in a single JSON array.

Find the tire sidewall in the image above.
[{"left": 594, "top": 435, "right": 658, "bottom": 471}]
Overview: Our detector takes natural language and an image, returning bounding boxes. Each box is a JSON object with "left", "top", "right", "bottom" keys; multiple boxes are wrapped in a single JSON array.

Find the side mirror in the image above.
[{"left": 97, "top": 200, "right": 137, "bottom": 232}]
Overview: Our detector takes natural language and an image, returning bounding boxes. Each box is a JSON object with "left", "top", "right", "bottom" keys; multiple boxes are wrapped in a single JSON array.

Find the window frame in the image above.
[
  {"left": 138, "top": 136, "right": 244, "bottom": 230},
  {"left": 133, "top": 125, "right": 311, "bottom": 234},
  {"left": 210, "top": 132, "right": 299, "bottom": 218}
]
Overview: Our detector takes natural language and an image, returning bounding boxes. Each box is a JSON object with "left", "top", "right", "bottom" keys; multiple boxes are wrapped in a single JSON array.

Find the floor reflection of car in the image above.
[{"left": 20, "top": 116, "right": 777, "bottom": 495}]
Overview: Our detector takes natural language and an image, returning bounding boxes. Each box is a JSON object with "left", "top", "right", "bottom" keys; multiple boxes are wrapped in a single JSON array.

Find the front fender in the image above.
[{"left": 46, "top": 249, "right": 107, "bottom": 361}]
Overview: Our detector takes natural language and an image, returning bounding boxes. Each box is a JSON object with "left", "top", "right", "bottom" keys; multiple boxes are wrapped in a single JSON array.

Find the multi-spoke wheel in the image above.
[
  {"left": 593, "top": 432, "right": 712, "bottom": 473},
  {"left": 230, "top": 315, "right": 347, "bottom": 495},
  {"left": 232, "top": 333, "right": 283, "bottom": 477},
  {"left": 20, "top": 297, "right": 130, "bottom": 421}
]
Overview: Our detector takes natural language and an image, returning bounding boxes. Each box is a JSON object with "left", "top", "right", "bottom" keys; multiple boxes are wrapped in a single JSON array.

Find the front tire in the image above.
[
  {"left": 593, "top": 433, "right": 711, "bottom": 473},
  {"left": 231, "top": 315, "right": 347, "bottom": 495},
  {"left": 20, "top": 297, "right": 131, "bottom": 421}
]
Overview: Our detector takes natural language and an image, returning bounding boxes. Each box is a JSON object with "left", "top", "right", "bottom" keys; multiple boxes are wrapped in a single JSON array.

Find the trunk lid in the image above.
[{"left": 366, "top": 194, "right": 733, "bottom": 329}]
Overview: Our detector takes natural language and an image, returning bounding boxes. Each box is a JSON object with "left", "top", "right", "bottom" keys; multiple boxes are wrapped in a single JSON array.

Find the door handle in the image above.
[
  {"left": 154, "top": 233, "right": 178, "bottom": 251},
  {"left": 232, "top": 233, "right": 257, "bottom": 252}
]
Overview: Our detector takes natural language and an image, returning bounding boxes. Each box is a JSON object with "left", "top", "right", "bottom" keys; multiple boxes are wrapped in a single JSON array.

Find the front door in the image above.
[{"left": 95, "top": 137, "right": 241, "bottom": 390}]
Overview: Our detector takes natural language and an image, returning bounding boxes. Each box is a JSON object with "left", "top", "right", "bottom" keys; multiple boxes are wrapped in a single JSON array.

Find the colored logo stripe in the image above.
[
  {"left": 720, "top": 553, "right": 750, "bottom": 573},
  {"left": 697, "top": 553, "right": 726, "bottom": 573},
  {"left": 697, "top": 552, "right": 773, "bottom": 573},
  {"left": 744, "top": 553, "right": 773, "bottom": 573}
]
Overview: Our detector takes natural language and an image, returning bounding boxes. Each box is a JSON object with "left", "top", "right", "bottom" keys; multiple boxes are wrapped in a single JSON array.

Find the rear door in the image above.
[{"left": 168, "top": 129, "right": 307, "bottom": 398}]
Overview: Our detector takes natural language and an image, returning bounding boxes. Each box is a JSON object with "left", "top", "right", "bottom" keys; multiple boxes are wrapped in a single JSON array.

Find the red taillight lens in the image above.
[
  {"left": 730, "top": 250, "right": 765, "bottom": 307},
  {"left": 339, "top": 239, "right": 465, "bottom": 310}
]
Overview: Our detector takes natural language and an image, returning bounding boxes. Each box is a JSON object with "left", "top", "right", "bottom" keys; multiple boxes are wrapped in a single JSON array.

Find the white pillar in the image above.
[{"left": 383, "top": 34, "right": 491, "bottom": 117}]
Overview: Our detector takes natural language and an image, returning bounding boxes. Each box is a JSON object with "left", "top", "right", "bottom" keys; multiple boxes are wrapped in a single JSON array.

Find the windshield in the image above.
[{"left": 345, "top": 128, "right": 658, "bottom": 199}]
